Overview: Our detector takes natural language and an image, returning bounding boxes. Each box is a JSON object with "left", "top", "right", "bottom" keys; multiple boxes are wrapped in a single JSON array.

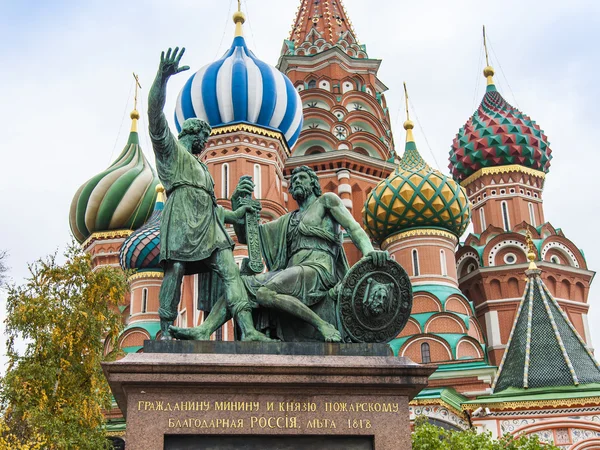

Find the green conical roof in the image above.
[{"left": 492, "top": 267, "right": 600, "bottom": 393}]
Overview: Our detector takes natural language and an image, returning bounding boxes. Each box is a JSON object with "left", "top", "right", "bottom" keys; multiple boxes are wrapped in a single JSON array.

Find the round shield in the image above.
[{"left": 337, "top": 257, "right": 412, "bottom": 343}]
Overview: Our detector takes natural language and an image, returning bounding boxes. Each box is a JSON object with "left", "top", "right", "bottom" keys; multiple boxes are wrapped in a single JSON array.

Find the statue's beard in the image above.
[
  {"left": 191, "top": 138, "right": 206, "bottom": 154},
  {"left": 290, "top": 184, "right": 313, "bottom": 203}
]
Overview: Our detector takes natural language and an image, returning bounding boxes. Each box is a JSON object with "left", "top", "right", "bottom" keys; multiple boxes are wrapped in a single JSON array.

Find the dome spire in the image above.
[
  {"left": 526, "top": 229, "right": 538, "bottom": 271},
  {"left": 399, "top": 82, "right": 426, "bottom": 171},
  {"left": 130, "top": 72, "right": 142, "bottom": 133},
  {"left": 233, "top": 0, "right": 246, "bottom": 37},
  {"left": 482, "top": 25, "right": 496, "bottom": 89},
  {"left": 403, "top": 82, "right": 415, "bottom": 145}
]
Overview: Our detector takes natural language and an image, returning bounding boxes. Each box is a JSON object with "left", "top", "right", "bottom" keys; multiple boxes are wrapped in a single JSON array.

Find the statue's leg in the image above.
[
  {"left": 212, "top": 249, "right": 274, "bottom": 342},
  {"left": 256, "top": 286, "right": 342, "bottom": 342},
  {"left": 158, "top": 260, "right": 185, "bottom": 340},
  {"left": 170, "top": 297, "right": 228, "bottom": 340}
]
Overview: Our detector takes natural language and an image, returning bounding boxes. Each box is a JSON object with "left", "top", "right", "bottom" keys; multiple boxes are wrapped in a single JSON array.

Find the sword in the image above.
[{"left": 235, "top": 175, "right": 264, "bottom": 274}]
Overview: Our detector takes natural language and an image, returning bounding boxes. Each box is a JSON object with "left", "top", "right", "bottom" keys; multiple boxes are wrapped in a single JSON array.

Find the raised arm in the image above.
[
  {"left": 148, "top": 47, "right": 190, "bottom": 153},
  {"left": 323, "top": 192, "right": 389, "bottom": 267}
]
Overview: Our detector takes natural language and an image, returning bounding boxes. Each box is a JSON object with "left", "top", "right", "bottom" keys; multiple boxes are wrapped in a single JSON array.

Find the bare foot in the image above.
[
  {"left": 241, "top": 329, "right": 278, "bottom": 342},
  {"left": 169, "top": 325, "right": 211, "bottom": 340},
  {"left": 319, "top": 322, "right": 342, "bottom": 342}
]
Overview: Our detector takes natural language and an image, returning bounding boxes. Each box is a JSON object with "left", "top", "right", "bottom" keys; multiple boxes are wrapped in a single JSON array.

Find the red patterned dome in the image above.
[{"left": 449, "top": 67, "right": 552, "bottom": 183}]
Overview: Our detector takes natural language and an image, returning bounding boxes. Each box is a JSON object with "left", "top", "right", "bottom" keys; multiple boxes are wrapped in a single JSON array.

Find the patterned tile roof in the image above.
[
  {"left": 492, "top": 267, "right": 600, "bottom": 393},
  {"left": 449, "top": 83, "right": 552, "bottom": 183},
  {"left": 363, "top": 125, "right": 471, "bottom": 243}
]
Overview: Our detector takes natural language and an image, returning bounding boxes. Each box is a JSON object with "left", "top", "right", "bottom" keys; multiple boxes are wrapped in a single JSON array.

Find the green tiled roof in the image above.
[
  {"left": 465, "top": 383, "right": 600, "bottom": 407},
  {"left": 390, "top": 333, "right": 486, "bottom": 359},
  {"left": 415, "top": 388, "right": 469, "bottom": 412},
  {"left": 492, "top": 268, "right": 600, "bottom": 393},
  {"left": 413, "top": 284, "right": 476, "bottom": 315},
  {"left": 119, "top": 321, "right": 160, "bottom": 352}
]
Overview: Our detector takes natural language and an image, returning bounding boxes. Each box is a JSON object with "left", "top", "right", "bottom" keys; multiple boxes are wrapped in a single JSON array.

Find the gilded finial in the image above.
[
  {"left": 233, "top": 0, "right": 246, "bottom": 37},
  {"left": 155, "top": 184, "right": 166, "bottom": 203},
  {"left": 482, "top": 26, "right": 495, "bottom": 86},
  {"left": 130, "top": 72, "right": 142, "bottom": 132},
  {"left": 403, "top": 82, "right": 415, "bottom": 142},
  {"left": 526, "top": 229, "right": 538, "bottom": 270}
]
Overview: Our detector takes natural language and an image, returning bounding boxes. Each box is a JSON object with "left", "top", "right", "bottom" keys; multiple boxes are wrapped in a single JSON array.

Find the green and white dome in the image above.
[{"left": 69, "top": 111, "right": 159, "bottom": 243}]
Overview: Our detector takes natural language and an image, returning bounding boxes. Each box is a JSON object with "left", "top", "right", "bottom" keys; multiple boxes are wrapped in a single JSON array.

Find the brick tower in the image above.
[
  {"left": 363, "top": 86, "right": 492, "bottom": 407},
  {"left": 278, "top": 0, "right": 396, "bottom": 264},
  {"left": 449, "top": 33, "right": 595, "bottom": 366}
]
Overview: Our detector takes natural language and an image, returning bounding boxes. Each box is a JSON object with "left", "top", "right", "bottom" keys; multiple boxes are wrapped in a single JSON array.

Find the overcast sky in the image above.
[{"left": 1, "top": 0, "right": 599, "bottom": 362}]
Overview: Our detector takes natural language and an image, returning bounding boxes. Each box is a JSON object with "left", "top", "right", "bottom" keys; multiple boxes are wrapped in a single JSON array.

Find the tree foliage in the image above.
[
  {"left": 0, "top": 244, "right": 127, "bottom": 449},
  {"left": 0, "top": 250, "right": 8, "bottom": 289},
  {"left": 412, "top": 416, "right": 561, "bottom": 450}
]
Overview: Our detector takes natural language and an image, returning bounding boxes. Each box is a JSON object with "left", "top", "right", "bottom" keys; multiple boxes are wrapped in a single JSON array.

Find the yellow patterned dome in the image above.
[{"left": 363, "top": 122, "right": 471, "bottom": 245}]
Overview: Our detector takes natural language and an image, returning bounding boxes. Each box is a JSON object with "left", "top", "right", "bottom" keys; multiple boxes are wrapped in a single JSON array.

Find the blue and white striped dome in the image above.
[{"left": 175, "top": 36, "right": 304, "bottom": 148}]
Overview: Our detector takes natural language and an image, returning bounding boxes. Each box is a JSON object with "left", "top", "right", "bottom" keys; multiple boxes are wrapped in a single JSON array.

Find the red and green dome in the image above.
[
  {"left": 363, "top": 122, "right": 471, "bottom": 244},
  {"left": 449, "top": 69, "right": 552, "bottom": 183}
]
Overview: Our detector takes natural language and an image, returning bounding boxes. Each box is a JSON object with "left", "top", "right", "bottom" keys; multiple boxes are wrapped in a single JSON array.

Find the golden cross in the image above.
[
  {"left": 483, "top": 25, "right": 490, "bottom": 67},
  {"left": 132, "top": 72, "right": 142, "bottom": 110},
  {"left": 403, "top": 82, "right": 410, "bottom": 121}
]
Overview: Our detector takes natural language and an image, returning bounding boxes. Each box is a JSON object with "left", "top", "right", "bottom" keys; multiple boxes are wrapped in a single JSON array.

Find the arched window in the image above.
[
  {"left": 479, "top": 207, "right": 486, "bottom": 231},
  {"left": 501, "top": 201, "right": 511, "bottom": 231},
  {"left": 412, "top": 249, "right": 420, "bottom": 277},
  {"left": 221, "top": 163, "right": 230, "bottom": 199},
  {"left": 253, "top": 164, "right": 262, "bottom": 199},
  {"left": 440, "top": 250, "right": 447, "bottom": 277},
  {"left": 421, "top": 342, "right": 431, "bottom": 363},
  {"left": 141, "top": 288, "right": 148, "bottom": 314},
  {"left": 528, "top": 203, "right": 536, "bottom": 227},
  {"left": 307, "top": 79, "right": 317, "bottom": 89}
]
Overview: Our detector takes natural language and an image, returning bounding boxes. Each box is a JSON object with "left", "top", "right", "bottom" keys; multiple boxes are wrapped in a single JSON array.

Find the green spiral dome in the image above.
[{"left": 69, "top": 114, "right": 159, "bottom": 243}]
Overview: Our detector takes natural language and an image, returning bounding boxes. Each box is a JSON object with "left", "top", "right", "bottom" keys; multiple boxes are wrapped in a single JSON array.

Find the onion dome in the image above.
[
  {"left": 119, "top": 185, "right": 164, "bottom": 271},
  {"left": 449, "top": 65, "right": 552, "bottom": 183},
  {"left": 69, "top": 110, "right": 159, "bottom": 243},
  {"left": 174, "top": 8, "right": 303, "bottom": 148},
  {"left": 364, "top": 118, "right": 471, "bottom": 245}
]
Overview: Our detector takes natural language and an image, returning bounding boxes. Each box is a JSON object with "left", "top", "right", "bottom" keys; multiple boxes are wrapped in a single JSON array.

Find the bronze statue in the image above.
[
  {"left": 148, "top": 47, "right": 271, "bottom": 341},
  {"left": 171, "top": 166, "right": 392, "bottom": 342}
]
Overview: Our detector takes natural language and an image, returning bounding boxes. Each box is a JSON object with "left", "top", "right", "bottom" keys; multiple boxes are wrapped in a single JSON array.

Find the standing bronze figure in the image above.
[{"left": 148, "top": 47, "right": 270, "bottom": 341}]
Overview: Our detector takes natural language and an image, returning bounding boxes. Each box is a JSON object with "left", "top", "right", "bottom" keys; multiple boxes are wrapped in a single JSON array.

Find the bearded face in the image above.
[
  {"left": 289, "top": 171, "right": 316, "bottom": 203},
  {"left": 191, "top": 134, "right": 207, "bottom": 154},
  {"left": 363, "top": 282, "right": 391, "bottom": 317},
  {"left": 290, "top": 182, "right": 313, "bottom": 202}
]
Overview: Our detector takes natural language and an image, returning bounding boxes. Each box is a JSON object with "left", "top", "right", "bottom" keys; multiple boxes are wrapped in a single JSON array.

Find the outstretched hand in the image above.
[{"left": 159, "top": 47, "right": 190, "bottom": 80}]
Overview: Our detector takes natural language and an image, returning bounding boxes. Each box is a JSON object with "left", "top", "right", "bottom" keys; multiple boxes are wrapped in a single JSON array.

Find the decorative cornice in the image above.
[
  {"left": 128, "top": 271, "right": 164, "bottom": 282},
  {"left": 461, "top": 165, "right": 546, "bottom": 187},
  {"left": 462, "top": 396, "right": 600, "bottom": 411},
  {"left": 410, "top": 398, "right": 467, "bottom": 419},
  {"left": 382, "top": 228, "right": 458, "bottom": 248},
  {"left": 82, "top": 230, "right": 133, "bottom": 249},
  {"left": 210, "top": 124, "right": 290, "bottom": 156}
]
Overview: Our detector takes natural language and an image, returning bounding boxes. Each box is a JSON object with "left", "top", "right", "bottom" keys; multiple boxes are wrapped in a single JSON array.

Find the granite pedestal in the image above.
[{"left": 102, "top": 341, "right": 435, "bottom": 450}]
